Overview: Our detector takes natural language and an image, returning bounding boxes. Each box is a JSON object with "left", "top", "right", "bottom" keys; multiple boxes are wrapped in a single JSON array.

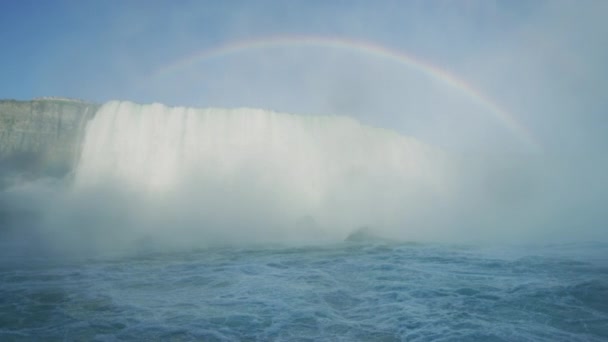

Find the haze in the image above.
[{"left": 1, "top": 1, "right": 607, "bottom": 255}]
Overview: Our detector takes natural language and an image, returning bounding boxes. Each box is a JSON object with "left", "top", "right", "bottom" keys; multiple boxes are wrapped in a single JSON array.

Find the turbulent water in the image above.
[{"left": 1, "top": 242, "right": 607, "bottom": 341}]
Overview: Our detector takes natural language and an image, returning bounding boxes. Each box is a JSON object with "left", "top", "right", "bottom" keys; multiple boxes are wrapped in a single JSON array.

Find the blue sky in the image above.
[
  {"left": 1, "top": 1, "right": 607, "bottom": 152},
  {"left": 0, "top": 1, "right": 547, "bottom": 102}
]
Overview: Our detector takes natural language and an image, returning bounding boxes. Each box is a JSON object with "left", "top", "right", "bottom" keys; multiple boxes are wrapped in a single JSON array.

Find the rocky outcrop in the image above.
[{"left": 0, "top": 98, "right": 98, "bottom": 180}]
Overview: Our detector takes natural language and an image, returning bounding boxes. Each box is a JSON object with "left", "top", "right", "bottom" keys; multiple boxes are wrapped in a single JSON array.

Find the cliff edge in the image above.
[{"left": 0, "top": 98, "right": 99, "bottom": 180}]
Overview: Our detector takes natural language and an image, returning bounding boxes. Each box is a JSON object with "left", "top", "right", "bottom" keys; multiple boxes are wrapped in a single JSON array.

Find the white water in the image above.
[{"left": 70, "top": 101, "right": 450, "bottom": 246}]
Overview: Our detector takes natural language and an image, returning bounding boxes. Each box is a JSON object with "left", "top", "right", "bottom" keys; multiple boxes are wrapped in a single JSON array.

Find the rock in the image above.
[{"left": 0, "top": 98, "right": 98, "bottom": 181}]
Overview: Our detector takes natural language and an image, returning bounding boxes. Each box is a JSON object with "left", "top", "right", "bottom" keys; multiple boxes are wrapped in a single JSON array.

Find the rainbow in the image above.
[{"left": 151, "top": 35, "right": 541, "bottom": 151}]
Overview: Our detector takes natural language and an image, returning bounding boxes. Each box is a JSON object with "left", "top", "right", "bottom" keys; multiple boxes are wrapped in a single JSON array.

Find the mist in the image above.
[{"left": 1, "top": 104, "right": 605, "bottom": 259}]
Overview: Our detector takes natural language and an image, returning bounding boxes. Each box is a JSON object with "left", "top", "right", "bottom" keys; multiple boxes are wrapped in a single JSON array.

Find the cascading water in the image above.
[{"left": 71, "top": 101, "right": 449, "bottom": 246}]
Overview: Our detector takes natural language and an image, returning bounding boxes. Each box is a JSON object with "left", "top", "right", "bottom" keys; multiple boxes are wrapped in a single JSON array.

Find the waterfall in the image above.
[{"left": 72, "top": 101, "right": 448, "bottom": 244}]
